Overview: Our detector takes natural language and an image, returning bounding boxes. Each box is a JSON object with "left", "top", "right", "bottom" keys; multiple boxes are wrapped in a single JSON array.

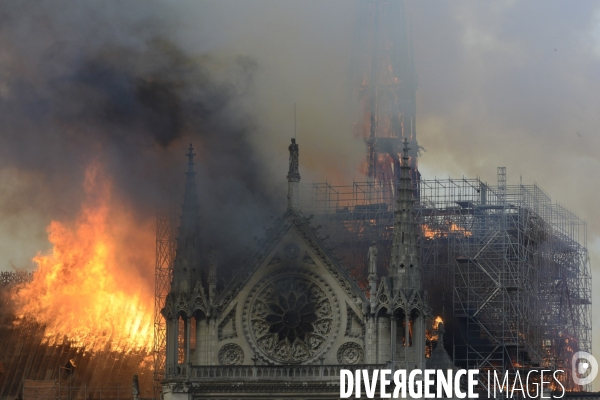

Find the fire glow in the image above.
[
  {"left": 422, "top": 221, "right": 473, "bottom": 239},
  {"left": 11, "top": 163, "right": 155, "bottom": 353}
]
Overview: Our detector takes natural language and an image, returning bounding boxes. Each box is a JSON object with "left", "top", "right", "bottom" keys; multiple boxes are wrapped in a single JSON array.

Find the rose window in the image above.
[
  {"left": 266, "top": 292, "right": 317, "bottom": 342},
  {"left": 245, "top": 273, "right": 337, "bottom": 363}
]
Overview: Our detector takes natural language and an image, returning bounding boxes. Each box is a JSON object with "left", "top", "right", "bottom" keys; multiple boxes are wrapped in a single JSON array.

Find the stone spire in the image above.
[
  {"left": 287, "top": 138, "right": 301, "bottom": 210},
  {"left": 207, "top": 245, "right": 217, "bottom": 302},
  {"left": 367, "top": 241, "right": 379, "bottom": 311},
  {"left": 389, "top": 138, "right": 420, "bottom": 289},
  {"left": 171, "top": 144, "right": 202, "bottom": 293}
]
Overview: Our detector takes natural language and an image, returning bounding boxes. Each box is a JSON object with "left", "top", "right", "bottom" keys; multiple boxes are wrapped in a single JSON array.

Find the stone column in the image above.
[
  {"left": 166, "top": 318, "right": 179, "bottom": 375},
  {"left": 390, "top": 314, "right": 397, "bottom": 367},
  {"left": 405, "top": 315, "right": 411, "bottom": 347},
  {"left": 209, "top": 318, "right": 217, "bottom": 365},
  {"left": 414, "top": 313, "right": 425, "bottom": 368},
  {"left": 366, "top": 316, "right": 376, "bottom": 363},
  {"left": 288, "top": 180, "right": 299, "bottom": 210},
  {"left": 165, "top": 318, "right": 174, "bottom": 376},
  {"left": 185, "top": 317, "right": 191, "bottom": 366},
  {"left": 377, "top": 316, "right": 391, "bottom": 363},
  {"left": 194, "top": 317, "right": 209, "bottom": 365}
]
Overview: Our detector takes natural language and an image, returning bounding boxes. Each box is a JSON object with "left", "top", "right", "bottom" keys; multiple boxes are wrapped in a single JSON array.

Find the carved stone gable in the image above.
[
  {"left": 267, "top": 253, "right": 282, "bottom": 266},
  {"left": 373, "top": 277, "right": 392, "bottom": 314},
  {"left": 218, "top": 306, "right": 238, "bottom": 341},
  {"left": 301, "top": 251, "right": 316, "bottom": 265},
  {"left": 190, "top": 283, "right": 208, "bottom": 316},
  {"left": 214, "top": 209, "right": 367, "bottom": 314},
  {"left": 392, "top": 288, "right": 429, "bottom": 316},
  {"left": 345, "top": 303, "right": 365, "bottom": 338}
]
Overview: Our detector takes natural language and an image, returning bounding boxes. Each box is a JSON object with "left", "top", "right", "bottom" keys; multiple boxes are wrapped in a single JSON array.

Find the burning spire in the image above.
[{"left": 352, "top": 0, "right": 419, "bottom": 203}]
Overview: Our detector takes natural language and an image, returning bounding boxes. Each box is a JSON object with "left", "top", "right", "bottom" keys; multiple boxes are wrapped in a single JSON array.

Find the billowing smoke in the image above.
[
  {"left": 2, "top": 1, "right": 600, "bottom": 374},
  {"left": 0, "top": 1, "right": 285, "bottom": 273}
]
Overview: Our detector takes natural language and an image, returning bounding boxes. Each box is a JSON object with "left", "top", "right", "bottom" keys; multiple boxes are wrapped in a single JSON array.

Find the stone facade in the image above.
[{"left": 161, "top": 140, "right": 451, "bottom": 399}]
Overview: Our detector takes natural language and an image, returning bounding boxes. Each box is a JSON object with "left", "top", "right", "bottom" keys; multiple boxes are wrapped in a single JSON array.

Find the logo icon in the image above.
[{"left": 572, "top": 351, "right": 598, "bottom": 386}]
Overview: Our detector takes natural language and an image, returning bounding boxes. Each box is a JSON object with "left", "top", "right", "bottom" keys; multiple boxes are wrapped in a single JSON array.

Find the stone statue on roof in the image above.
[
  {"left": 367, "top": 241, "right": 378, "bottom": 276},
  {"left": 287, "top": 138, "right": 300, "bottom": 181}
]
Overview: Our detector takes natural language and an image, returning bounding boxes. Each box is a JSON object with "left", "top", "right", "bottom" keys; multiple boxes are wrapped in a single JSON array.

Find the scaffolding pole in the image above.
[{"left": 153, "top": 209, "right": 177, "bottom": 398}]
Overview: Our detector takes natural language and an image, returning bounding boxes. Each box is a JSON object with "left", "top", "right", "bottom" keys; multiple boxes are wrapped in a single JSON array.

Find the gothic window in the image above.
[
  {"left": 189, "top": 316, "right": 197, "bottom": 351},
  {"left": 177, "top": 316, "right": 186, "bottom": 364},
  {"left": 243, "top": 270, "right": 339, "bottom": 364}
]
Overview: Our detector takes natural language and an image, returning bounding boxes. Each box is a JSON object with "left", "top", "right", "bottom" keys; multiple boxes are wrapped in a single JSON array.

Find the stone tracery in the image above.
[{"left": 244, "top": 271, "right": 338, "bottom": 364}]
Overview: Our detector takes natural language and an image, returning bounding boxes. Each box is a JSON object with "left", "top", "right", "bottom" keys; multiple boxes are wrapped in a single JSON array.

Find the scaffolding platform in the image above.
[{"left": 301, "top": 175, "right": 591, "bottom": 391}]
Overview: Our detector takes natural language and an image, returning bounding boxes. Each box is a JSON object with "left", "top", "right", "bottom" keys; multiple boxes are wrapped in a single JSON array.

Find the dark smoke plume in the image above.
[{"left": 0, "top": 1, "right": 283, "bottom": 272}]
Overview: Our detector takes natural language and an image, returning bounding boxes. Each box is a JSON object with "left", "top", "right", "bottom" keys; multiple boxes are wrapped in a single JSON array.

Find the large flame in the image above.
[{"left": 11, "top": 163, "right": 155, "bottom": 353}]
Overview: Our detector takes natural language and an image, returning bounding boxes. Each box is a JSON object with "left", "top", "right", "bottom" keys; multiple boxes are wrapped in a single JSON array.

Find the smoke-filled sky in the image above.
[{"left": 1, "top": 0, "right": 599, "bottom": 376}]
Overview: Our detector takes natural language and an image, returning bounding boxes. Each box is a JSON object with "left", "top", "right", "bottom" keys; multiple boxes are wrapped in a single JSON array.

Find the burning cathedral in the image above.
[
  {"left": 156, "top": 2, "right": 592, "bottom": 397},
  {"left": 160, "top": 139, "right": 451, "bottom": 399},
  {"left": 0, "top": 2, "right": 592, "bottom": 398}
]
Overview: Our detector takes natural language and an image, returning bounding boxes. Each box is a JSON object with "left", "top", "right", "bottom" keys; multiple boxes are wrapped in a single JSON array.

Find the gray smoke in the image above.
[
  {"left": 0, "top": 0, "right": 283, "bottom": 271},
  {"left": 1, "top": 1, "right": 600, "bottom": 378}
]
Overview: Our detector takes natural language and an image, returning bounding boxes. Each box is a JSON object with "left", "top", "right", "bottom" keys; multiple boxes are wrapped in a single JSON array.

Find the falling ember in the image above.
[{"left": 10, "top": 162, "right": 155, "bottom": 353}]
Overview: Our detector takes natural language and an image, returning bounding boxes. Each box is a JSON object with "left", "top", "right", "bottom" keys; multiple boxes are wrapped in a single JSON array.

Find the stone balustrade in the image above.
[{"left": 165, "top": 364, "right": 385, "bottom": 382}]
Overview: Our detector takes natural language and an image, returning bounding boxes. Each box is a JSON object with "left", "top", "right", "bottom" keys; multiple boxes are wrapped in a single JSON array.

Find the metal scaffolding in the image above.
[
  {"left": 305, "top": 176, "right": 592, "bottom": 391},
  {"left": 153, "top": 209, "right": 177, "bottom": 397}
]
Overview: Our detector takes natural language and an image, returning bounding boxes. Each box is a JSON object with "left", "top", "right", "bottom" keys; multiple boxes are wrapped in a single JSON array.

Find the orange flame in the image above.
[
  {"left": 11, "top": 163, "right": 155, "bottom": 353},
  {"left": 422, "top": 221, "right": 473, "bottom": 239},
  {"left": 422, "top": 225, "right": 441, "bottom": 239},
  {"left": 425, "top": 329, "right": 438, "bottom": 342},
  {"left": 448, "top": 222, "right": 472, "bottom": 236},
  {"left": 433, "top": 316, "right": 443, "bottom": 330}
]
